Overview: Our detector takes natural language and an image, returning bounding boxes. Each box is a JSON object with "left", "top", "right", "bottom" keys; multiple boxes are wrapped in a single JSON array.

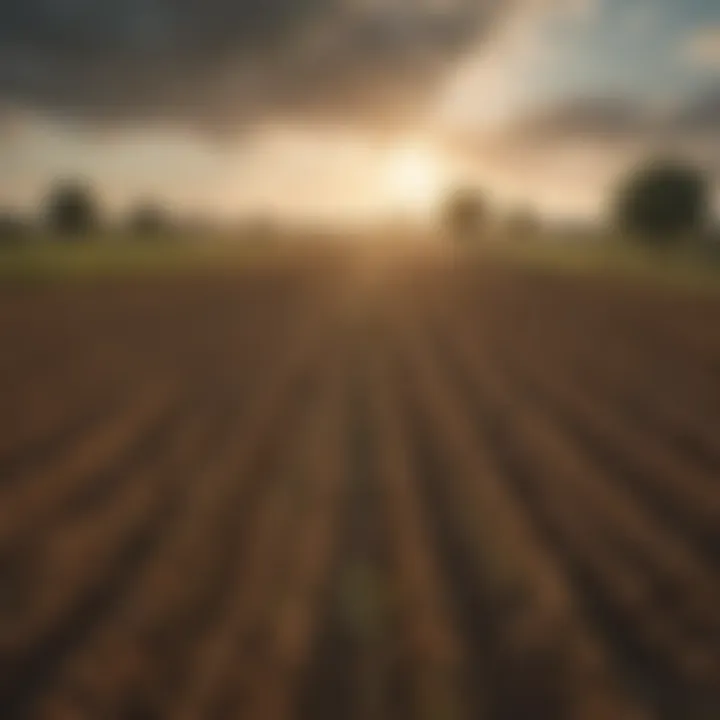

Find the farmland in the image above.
[{"left": 0, "top": 245, "right": 719, "bottom": 720}]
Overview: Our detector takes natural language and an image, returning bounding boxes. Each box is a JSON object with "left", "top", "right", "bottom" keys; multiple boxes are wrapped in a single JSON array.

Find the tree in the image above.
[
  {"left": 614, "top": 159, "right": 709, "bottom": 242},
  {"left": 127, "top": 202, "right": 170, "bottom": 238},
  {"left": 45, "top": 179, "right": 99, "bottom": 238},
  {"left": 442, "top": 188, "right": 487, "bottom": 241}
]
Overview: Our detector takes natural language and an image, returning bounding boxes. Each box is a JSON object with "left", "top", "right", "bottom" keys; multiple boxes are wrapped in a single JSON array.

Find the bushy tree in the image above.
[
  {"left": 45, "top": 179, "right": 99, "bottom": 238},
  {"left": 443, "top": 188, "right": 486, "bottom": 240},
  {"left": 614, "top": 159, "right": 709, "bottom": 242},
  {"left": 127, "top": 202, "right": 170, "bottom": 238}
]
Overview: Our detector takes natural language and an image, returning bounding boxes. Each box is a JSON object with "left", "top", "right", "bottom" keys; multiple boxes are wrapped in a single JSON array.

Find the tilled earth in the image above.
[{"left": 0, "top": 248, "right": 719, "bottom": 720}]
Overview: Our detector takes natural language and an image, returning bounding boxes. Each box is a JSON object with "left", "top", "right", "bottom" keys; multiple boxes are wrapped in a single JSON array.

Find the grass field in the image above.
[
  {"left": 0, "top": 236, "right": 281, "bottom": 283},
  {"left": 476, "top": 233, "right": 720, "bottom": 294},
  {"left": 0, "top": 242, "right": 719, "bottom": 719},
  {"left": 3, "top": 232, "right": 720, "bottom": 292}
]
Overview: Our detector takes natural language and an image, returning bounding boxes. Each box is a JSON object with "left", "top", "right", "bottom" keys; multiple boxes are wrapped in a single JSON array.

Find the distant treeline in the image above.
[
  {"left": 445, "top": 156, "right": 718, "bottom": 247},
  {"left": 0, "top": 179, "right": 186, "bottom": 243},
  {"left": 1, "top": 156, "right": 718, "bottom": 248}
]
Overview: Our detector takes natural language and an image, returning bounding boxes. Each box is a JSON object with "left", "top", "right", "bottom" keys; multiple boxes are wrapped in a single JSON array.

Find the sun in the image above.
[{"left": 384, "top": 144, "right": 446, "bottom": 215}]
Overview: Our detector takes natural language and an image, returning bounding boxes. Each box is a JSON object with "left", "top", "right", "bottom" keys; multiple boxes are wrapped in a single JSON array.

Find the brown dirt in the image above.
[{"left": 0, "top": 249, "right": 719, "bottom": 720}]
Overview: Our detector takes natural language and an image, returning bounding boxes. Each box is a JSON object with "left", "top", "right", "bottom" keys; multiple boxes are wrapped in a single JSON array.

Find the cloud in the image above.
[
  {"left": 436, "top": 0, "right": 604, "bottom": 132},
  {"left": 502, "top": 97, "right": 654, "bottom": 142},
  {"left": 681, "top": 27, "right": 720, "bottom": 70},
  {"left": 0, "top": 0, "right": 508, "bottom": 134},
  {"left": 485, "top": 84, "right": 720, "bottom": 145},
  {"left": 439, "top": 86, "right": 720, "bottom": 217}
]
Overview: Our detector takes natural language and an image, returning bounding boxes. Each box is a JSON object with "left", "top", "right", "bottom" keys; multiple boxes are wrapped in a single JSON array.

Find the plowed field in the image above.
[{"left": 1, "top": 249, "right": 719, "bottom": 720}]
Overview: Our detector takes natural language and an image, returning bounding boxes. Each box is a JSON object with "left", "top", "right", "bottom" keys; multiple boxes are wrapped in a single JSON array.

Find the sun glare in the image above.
[{"left": 384, "top": 144, "right": 446, "bottom": 215}]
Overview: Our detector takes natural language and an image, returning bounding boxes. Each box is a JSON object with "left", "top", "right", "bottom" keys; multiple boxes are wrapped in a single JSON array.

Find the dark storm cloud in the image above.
[
  {"left": 0, "top": 0, "right": 498, "bottom": 132},
  {"left": 671, "top": 87, "right": 720, "bottom": 132},
  {"left": 507, "top": 97, "right": 654, "bottom": 143},
  {"left": 443, "top": 86, "right": 720, "bottom": 207},
  {"left": 503, "top": 86, "right": 720, "bottom": 144}
]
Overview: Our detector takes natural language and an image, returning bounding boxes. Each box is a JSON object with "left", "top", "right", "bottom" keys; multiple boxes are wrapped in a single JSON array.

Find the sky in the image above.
[{"left": 0, "top": 0, "right": 719, "bottom": 223}]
